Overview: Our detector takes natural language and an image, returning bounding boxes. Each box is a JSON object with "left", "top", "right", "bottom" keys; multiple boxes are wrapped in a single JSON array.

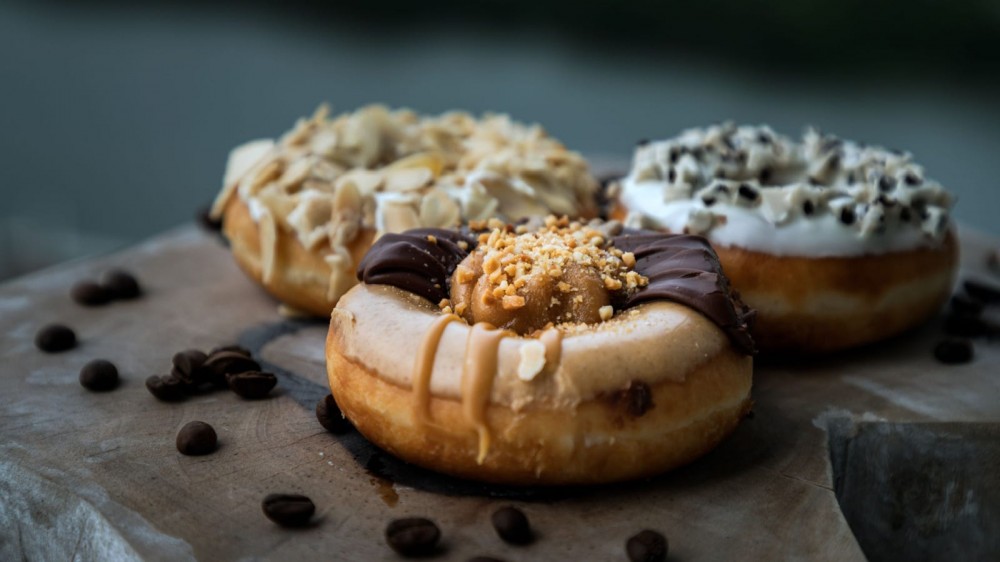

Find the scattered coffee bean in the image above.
[
  {"left": 100, "top": 269, "right": 141, "bottom": 299},
  {"left": 175, "top": 421, "right": 217, "bottom": 455},
  {"left": 146, "top": 374, "right": 187, "bottom": 402},
  {"left": 964, "top": 280, "right": 1000, "bottom": 304},
  {"left": 626, "top": 529, "right": 668, "bottom": 562},
  {"left": 35, "top": 324, "right": 77, "bottom": 353},
  {"left": 934, "top": 338, "right": 974, "bottom": 364},
  {"left": 79, "top": 359, "right": 119, "bottom": 392},
  {"left": 209, "top": 344, "right": 252, "bottom": 358},
  {"left": 227, "top": 371, "right": 277, "bottom": 399},
  {"left": 951, "top": 294, "right": 985, "bottom": 316},
  {"left": 204, "top": 351, "right": 260, "bottom": 387},
  {"left": 171, "top": 349, "right": 209, "bottom": 387},
  {"left": 196, "top": 206, "right": 223, "bottom": 232},
  {"left": 261, "top": 493, "right": 315, "bottom": 528},
  {"left": 491, "top": 506, "right": 533, "bottom": 545},
  {"left": 316, "top": 394, "right": 353, "bottom": 434},
  {"left": 386, "top": 517, "right": 441, "bottom": 557},
  {"left": 71, "top": 281, "right": 112, "bottom": 306},
  {"left": 943, "top": 313, "right": 990, "bottom": 338}
]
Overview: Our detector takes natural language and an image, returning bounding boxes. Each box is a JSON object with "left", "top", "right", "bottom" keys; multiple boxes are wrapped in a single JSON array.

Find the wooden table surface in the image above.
[{"left": 1, "top": 224, "right": 998, "bottom": 561}]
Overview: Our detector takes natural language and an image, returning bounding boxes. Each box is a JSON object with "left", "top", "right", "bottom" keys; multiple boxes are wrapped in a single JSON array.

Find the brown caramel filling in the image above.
[{"left": 447, "top": 217, "right": 647, "bottom": 335}]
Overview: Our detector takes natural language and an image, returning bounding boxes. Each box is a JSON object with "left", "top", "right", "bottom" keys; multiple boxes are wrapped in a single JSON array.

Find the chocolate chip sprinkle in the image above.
[
  {"left": 702, "top": 196, "right": 717, "bottom": 207},
  {"left": 667, "top": 168, "right": 676, "bottom": 183},
  {"left": 802, "top": 200, "right": 815, "bottom": 216},
  {"left": 737, "top": 183, "right": 759, "bottom": 202},
  {"left": 385, "top": 517, "right": 441, "bottom": 557},
  {"left": 79, "top": 359, "right": 119, "bottom": 392},
  {"left": 840, "top": 207, "right": 856, "bottom": 225},
  {"left": 904, "top": 172, "right": 922, "bottom": 186},
  {"left": 491, "top": 506, "right": 533, "bottom": 545},
  {"left": 759, "top": 166, "right": 772, "bottom": 183},
  {"left": 878, "top": 175, "right": 895, "bottom": 192},
  {"left": 626, "top": 529, "right": 669, "bottom": 562}
]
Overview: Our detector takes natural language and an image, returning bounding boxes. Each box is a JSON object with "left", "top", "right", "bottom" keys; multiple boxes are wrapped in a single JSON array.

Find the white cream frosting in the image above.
[{"left": 617, "top": 123, "right": 955, "bottom": 257}]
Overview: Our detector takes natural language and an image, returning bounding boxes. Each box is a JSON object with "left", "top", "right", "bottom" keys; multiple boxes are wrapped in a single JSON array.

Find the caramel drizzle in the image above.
[
  {"left": 462, "top": 323, "right": 511, "bottom": 464},
  {"left": 413, "top": 313, "right": 463, "bottom": 430},
  {"left": 413, "top": 317, "right": 562, "bottom": 466},
  {"left": 540, "top": 327, "right": 562, "bottom": 372}
]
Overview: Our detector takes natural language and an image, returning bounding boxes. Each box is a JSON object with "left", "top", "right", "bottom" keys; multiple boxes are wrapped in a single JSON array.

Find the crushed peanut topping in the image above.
[{"left": 446, "top": 216, "right": 649, "bottom": 334}]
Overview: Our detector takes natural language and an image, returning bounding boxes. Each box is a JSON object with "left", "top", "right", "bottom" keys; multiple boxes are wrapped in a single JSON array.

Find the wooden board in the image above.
[{"left": 1, "top": 224, "right": 998, "bottom": 561}]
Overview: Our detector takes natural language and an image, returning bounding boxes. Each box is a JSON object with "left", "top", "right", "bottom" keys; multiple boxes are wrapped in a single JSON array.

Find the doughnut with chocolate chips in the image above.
[
  {"left": 212, "top": 105, "right": 600, "bottom": 317},
  {"left": 327, "top": 217, "right": 754, "bottom": 485},
  {"left": 613, "top": 124, "right": 958, "bottom": 353}
]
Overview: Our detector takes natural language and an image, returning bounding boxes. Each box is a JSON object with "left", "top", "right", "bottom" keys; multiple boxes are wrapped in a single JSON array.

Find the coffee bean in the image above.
[
  {"left": 146, "top": 375, "right": 187, "bottom": 402},
  {"left": 934, "top": 338, "right": 974, "bottom": 365},
  {"left": 176, "top": 421, "right": 217, "bottom": 455},
  {"left": 171, "top": 349, "right": 209, "bottom": 387},
  {"left": 943, "top": 313, "right": 991, "bottom": 338},
  {"left": 964, "top": 280, "right": 1000, "bottom": 304},
  {"left": 385, "top": 517, "right": 440, "bottom": 557},
  {"left": 951, "top": 294, "right": 985, "bottom": 316},
  {"left": 262, "top": 493, "right": 315, "bottom": 528},
  {"left": 491, "top": 506, "right": 533, "bottom": 545},
  {"left": 35, "top": 324, "right": 77, "bottom": 353},
  {"left": 71, "top": 281, "right": 112, "bottom": 306},
  {"left": 209, "top": 344, "right": 252, "bottom": 358},
  {"left": 626, "top": 529, "right": 668, "bottom": 562},
  {"left": 100, "top": 269, "right": 141, "bottom": 300},
  {"left": 204, "top": 351, "right": 260, "bottom": 387},
  {"left": 227, "top": 371, "right": 277, "bottom": 399},
  {"left": 79, "top": 359, "right": 119, "bottom": 392},
  {"left": 316, "top": 394, "right": 353, "bottom": 434}
]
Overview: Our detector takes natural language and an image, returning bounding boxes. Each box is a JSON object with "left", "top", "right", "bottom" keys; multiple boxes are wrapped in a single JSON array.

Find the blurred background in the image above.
[{"left": 2, "top": 0, "right": 999, "bottom": 280}]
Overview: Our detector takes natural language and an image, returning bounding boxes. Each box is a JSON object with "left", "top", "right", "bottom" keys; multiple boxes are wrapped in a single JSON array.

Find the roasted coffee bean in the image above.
[
  {"left": 934, "top": 338, "right": 974, "bottom": 364},
  {"left": 171, "top": 349, "right": 209, "bottom": 387},
  {"left": 146, "top": 374, "right": 187, "bottom": 402},
  {"left": 176, "top": 421, "right": 217, "bottom": 455},
  {"left": 951, "top": 294, "right": 985, "bottom": 316},
  {"left": 385, "top": 517, "right": 440, "bottom": 557},
  {"left": 79, "top": 359, "right": 119, "bottom": 392},
  {"left": 964, "top": 280, "right": 1000, "bottom": 304},
  {"left": 209, "top": 344, "right": 252, "bottom": 358},
  {"left": 100, "top": 269, "right": 141, "bottom": 299},
  {"left": 626, "top": 529, "right": 668, "bottom": 562},
  {"left": 35, "top": 324, "right": 77, "bottom": 353},
  {"left": 71, "top": 281, "right": 112, "bottom": 306},
  {"left": 491, "top": 506, "right": 533, "bottom": 545},
  {"left": 204, "top": 351, "right": 260, "bottom": 387},
  {"left": 262, "top": 493, "right": 315, "bottom": 528},
  {"left": 227, "top": 371, "right": 277, "bottom": 399},
  {"left": 943, "top": 313, "right": 990, "bottom": 338},
  {"left": 316, "top": 394, "right": 353, "bottom": 434}
]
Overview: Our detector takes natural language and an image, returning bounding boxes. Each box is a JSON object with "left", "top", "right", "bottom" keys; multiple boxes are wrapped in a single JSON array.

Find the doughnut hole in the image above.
[{"left": 450, "top": 255, "right": 610, "bottom": 334}]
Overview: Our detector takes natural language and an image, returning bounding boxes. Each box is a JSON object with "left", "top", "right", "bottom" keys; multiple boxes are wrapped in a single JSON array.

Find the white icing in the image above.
[{"left": 619, "top": 123, "right": 955, "bottom": 257}]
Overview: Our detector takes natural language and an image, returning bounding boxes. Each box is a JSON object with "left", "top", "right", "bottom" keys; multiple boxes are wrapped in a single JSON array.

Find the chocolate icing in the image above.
[
  {"left": 356, "top": 228, "right": 475, "bottom": 304},
  {"left": 612, "top": 232, "right": 756, "bottom": 354},
  {"left": 357, "top": 225, "right": 756, "bottom": 355}
]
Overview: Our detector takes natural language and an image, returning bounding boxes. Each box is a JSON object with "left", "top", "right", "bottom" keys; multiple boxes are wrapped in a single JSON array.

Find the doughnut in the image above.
[
  {"left": 210, "top": 105, "right": 599, "bottom": 316},
  {"left": 326, "top": 217, "right": 755, "bottom": 485},
  {"left": 612, "top": 124, "right": 958, "bottom": 353}
]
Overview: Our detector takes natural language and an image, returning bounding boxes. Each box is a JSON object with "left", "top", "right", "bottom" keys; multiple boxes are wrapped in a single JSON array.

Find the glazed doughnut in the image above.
[
  {"left": 211, "top": 105, "right": 599, "bottom": 316},
  {"left": 326, "top": 217, "right": 755, "bottom": 485},
  {"left": 612, "top": 124, "right": 958, "bottom": 353}
]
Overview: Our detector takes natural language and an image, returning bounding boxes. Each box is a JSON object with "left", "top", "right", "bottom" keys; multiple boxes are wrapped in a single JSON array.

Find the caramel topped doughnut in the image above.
[
  {"left": 212, "top": 105, "right": 599, "bottom": 316},
  {"left": 329, "top": 218, "right": 754, "bottom": 484},
  {"left": 614, "top": 124, "right": 958, "bottom": 352}
]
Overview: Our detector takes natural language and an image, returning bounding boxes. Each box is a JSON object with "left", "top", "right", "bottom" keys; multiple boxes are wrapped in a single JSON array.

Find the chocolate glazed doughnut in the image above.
[{"left": 328, "top": 218, "right": 754, "bottom": 485}]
